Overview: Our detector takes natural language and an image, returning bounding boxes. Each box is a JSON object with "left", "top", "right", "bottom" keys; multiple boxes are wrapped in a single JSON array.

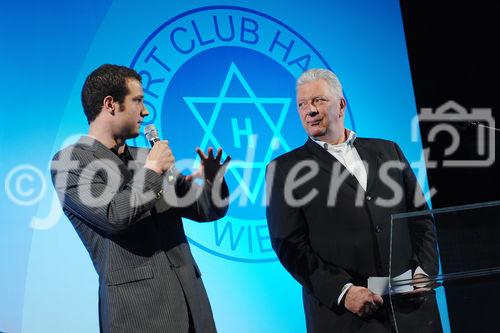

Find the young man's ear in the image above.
[{"left": 103, "top": 96, "right": 116, "bottom": 115}]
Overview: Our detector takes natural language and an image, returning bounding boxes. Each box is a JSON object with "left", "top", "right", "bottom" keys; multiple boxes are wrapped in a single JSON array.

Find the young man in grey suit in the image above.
[
  {"left": 266, "top": 68, "right": 442, "bottom": 332},
  {"left": 51, "top": 64, "right": 230, "bottom": 333}
]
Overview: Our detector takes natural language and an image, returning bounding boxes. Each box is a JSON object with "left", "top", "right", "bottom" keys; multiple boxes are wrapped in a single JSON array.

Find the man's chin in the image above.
[
  {"left": 124, "top": 131, "right": 140, "bottom": 140},
  {"left": 308, "top": 129, "right": 326, "bottom": 139}
]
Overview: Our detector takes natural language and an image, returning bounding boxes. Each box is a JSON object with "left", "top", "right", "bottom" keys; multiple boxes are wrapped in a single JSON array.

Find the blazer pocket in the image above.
[{"left": 107, "top": 264, "right": 154, "bottom": 286}]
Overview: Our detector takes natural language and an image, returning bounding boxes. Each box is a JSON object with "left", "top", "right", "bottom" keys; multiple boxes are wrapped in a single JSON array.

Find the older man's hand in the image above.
[{"left": 344, "top": 286, "right": 384, "bottom": 318}]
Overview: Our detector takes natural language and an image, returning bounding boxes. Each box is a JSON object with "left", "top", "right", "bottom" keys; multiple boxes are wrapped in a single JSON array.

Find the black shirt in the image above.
[{"left": 111, "top": 145, "right": 133, "bottom": 165}]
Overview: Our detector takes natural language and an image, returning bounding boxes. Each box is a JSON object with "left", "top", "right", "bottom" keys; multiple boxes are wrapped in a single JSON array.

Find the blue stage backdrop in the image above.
[{"left": 0, "top": 1, "right": 449, "bottom": 332}]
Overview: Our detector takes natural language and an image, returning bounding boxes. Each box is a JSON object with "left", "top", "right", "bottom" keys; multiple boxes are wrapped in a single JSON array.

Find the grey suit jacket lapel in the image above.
[
  {"left": 128, "top": 146, "right": 147, "bottom": 174},
  {"left": 77, "top": 136, "right": 130, "bottom": 177},
  {"left": 77, "top": 137, "right": 142, "bottom": 202},
  {"left": 77, "top": 137, "right": 171, "bottom": 215}
]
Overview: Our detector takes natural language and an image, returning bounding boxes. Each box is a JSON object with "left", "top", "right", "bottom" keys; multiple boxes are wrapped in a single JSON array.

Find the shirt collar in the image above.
[
  {"left": 313, "top": 129, "right": 357, "bottom": 151},
  {"left": 110, "top": 144, "right": 133, "bottom": 164}
]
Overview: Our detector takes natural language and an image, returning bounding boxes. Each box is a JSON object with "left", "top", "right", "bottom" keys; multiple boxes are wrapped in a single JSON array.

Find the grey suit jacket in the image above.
[{"left": 51, "top": 136, "right": 229, "bottom": 333}]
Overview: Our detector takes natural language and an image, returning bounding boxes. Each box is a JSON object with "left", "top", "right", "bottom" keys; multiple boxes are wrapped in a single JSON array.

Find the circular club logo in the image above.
[{"left": 131, "top": 6, "right": 350, "bottom": 262}]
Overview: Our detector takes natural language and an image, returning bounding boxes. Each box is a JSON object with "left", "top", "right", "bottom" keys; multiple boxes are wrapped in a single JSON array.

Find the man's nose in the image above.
[
  {"left": 307, "top": 110, "right": 319, "bottom": 117},
  {"left": 141, "top": 105, "right": 150, "bottom": 116}
]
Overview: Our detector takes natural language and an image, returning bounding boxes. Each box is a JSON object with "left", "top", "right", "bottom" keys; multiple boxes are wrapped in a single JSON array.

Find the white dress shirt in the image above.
[{"left": 314, "top": 129, "right": 368, "bottom": 192}]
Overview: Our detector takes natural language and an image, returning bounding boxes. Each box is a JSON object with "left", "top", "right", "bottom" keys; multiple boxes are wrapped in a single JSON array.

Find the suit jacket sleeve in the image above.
[
  {"left": 174, "top": 175, "right": 230, "bottom": 222},
  {"left": 394, "top": 142, "right": 439, "bottom": 276},
  {"left": 266, "top": 162, "right": 352, "bottom": 309},
  {"left": 51, "top": 147, "right": 164, "bottom": 236}
]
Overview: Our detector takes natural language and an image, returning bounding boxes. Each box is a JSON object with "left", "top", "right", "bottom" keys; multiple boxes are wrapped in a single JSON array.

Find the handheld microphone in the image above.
[
  {"left": 144, "top": 124, "right": 160, "bottom": 145},
  {"left": 144, "top": 124, "right": 176, "bottom": 182}
]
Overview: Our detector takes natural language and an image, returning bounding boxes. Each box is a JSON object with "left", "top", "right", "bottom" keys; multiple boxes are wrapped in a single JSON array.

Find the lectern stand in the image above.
[{"left": 388, "top": 201, "right": 500, "bottom": 333}]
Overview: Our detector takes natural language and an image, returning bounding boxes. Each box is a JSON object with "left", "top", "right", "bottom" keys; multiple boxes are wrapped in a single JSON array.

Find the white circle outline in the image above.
[{"left": 5, "top": 164, "right": 47, "bottom": 206}]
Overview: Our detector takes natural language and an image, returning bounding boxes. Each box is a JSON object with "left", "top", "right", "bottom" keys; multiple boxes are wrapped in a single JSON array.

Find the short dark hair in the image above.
[{"left": 81, "top": 64, "right": 142, "bottom": 124}]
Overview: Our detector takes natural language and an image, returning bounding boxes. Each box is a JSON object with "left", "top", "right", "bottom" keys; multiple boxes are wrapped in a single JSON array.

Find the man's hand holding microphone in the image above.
[{"left": 144, "top": 139, "right": 175, "bottom": 176}]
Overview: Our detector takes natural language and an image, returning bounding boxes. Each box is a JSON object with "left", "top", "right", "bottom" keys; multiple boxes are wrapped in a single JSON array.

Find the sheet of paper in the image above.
[
  {"left": 367, "top": 276, "right": 389, "bottom": 295},
  {"left": 367, "top": 269, "right": 413, "bottom": 295}
]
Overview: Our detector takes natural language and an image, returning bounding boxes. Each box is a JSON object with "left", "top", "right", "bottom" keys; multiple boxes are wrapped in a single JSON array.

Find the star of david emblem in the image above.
[{"left": 183, "top": 63, "right": 291, "bottom": 204}]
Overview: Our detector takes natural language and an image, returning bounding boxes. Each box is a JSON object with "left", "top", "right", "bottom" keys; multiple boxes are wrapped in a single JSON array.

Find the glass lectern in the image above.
[{"left": 388, "top": 201, "right": 500, "bottom": 333}]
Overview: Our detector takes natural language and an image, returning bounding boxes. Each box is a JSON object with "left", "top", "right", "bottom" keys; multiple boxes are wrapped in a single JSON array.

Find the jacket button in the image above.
[
  {"left": 375, "top": 225, "right": 382, "bottom": 233},
  {"left": 366, "top": 195, "right": 372, "bottom": 201}
]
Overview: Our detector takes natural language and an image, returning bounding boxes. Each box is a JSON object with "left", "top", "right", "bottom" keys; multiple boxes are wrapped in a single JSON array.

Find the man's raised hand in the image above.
[{"left": 186, "top": 147, "right": 231, "bottom": 183}]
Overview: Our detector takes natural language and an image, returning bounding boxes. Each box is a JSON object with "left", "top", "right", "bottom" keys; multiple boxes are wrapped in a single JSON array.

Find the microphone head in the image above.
[{"left": 144, "top": 124, "right": 159, "bottom": 142}]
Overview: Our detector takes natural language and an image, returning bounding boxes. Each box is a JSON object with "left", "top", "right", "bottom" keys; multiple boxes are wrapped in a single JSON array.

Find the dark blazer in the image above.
[
  {"left": 266, "top": 137, "right": 441, "bottom": 332},
  {"left": 51, "top": 136, "right": 228, "bottom": 333}
]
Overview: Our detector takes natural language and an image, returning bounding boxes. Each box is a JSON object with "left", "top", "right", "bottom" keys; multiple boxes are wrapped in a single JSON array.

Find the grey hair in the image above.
[{"left": 296, "top": 68, "right": 344, "bottom": 99}]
